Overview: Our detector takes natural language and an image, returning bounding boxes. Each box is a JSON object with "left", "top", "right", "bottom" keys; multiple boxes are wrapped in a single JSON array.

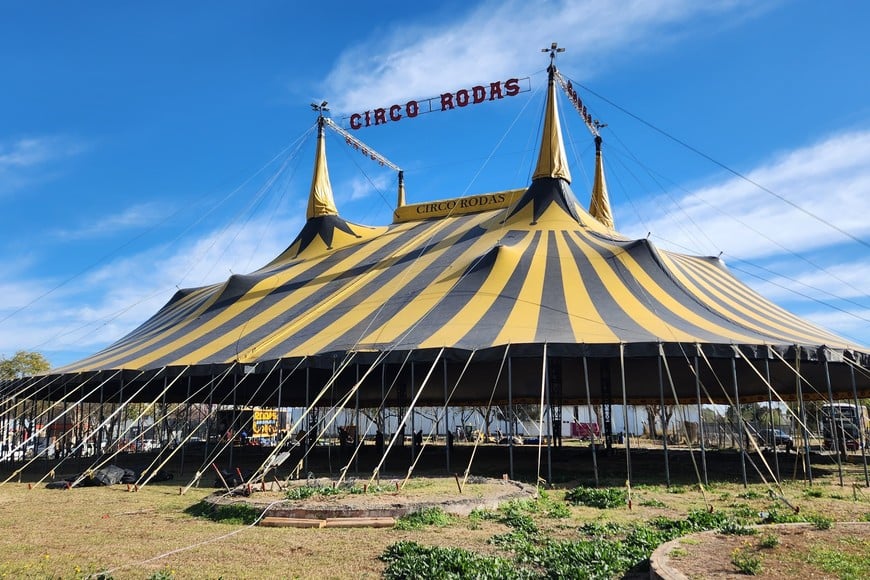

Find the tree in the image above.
[{"left": 0, "top": 350, "right": 50, "bottom": 379}]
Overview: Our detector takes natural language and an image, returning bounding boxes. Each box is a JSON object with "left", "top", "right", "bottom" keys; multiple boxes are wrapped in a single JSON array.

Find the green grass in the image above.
[{"left": 805, "top": 542, "right": 870, "bottom": 580}]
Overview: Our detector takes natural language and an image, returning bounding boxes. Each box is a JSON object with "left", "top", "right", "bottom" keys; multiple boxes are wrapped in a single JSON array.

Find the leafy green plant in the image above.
[
  {"left": 758, "top": 533, "right": 779, "bottom": 549},
  {"left": 394, "top": 507, "right": 456, "bottom": 530},
  {"left": 720, "top": 521, "right": 757, "bottom": 536},
  {"left": 804, "top": 488, "right": 824, "bottom": 498},
  {"left": 731, "top": 546, "right": 762, "bottom": 575},
  {"left": 185, "top": 501, "right": 260, "bottom": 525},
  {"left": 808, "top": 514, "right": 833, "bottom": 530},
  {"left": 285, "top": 485, "right": 316, "bottom": 500},
  {"left": 737, "top": 490, "right": 763, "bottom": 500},
  {"left": 564, "top": 486, "right": 626, "bottom": 509},
  {"left": 380, "top": 541, "right": 530, "bottom": 579}
]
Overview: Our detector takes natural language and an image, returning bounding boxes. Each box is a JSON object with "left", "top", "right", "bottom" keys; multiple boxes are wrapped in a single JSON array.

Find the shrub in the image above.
[
  {"left": 394, "top": 507, "right": 456, "bottom": 530},
  {"left": 185, "top": 501, "right": 260, "bottom": 525},
  {"left": 808, "top": 514, "right": 833, "bottom": 530},
  {"left": 565, "top": 486, "right": 626, "bottom": 509},
  {"left": 380, "top": 541, "right": 530, "bottom": 579},
  {"left": 758, "top": 533, "right": 779, "bottom": 549},
  {"left": 731, "top": 546, "right": 762, "bottom": 575},
  {"left": 720, "top": 521, "right": 757, "bottom": 536}
]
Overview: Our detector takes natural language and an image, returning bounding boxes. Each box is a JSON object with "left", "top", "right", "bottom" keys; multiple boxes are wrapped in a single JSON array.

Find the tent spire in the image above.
[
  {"left": 397, "top": 170, "right": 406, "bottom": 208},
  {"left": 306, "top": 104, "right": 339, "bottom": 220},
  {"left": 532, "top": 43, "right": 571, "bottom": 183},
  {"left": 589, "top": 135, "right": 614, "bottom": 229}
]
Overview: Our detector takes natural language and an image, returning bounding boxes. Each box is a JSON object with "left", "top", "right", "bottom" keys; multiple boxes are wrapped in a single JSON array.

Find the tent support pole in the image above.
[
  {"left": 228, "top": 373, "right": 237, "bottom": 468},
  {"left": 582, "top": 354, "right": 599, "bottom": 487},
  {"left": 620, "top": 344, "right": 632, "bottom": 487},
  {"left": 795, "top": 349, "right": 813, "bottom": 484},
  {"left": 443, "top": 357, "right": 450, "bottom": 474},
  {"left": 410, "top": 362, "right": 416, "bottom": 464},
  {"left": 823, "top": 356, "right": 844, "bottom": 487},
  {"left": 304, "top": 366, "right": 310, "bottom": 474},
  {"left": 179, "top": 376, "right": 191, "bottom": 477},
  {"left": 354, "top": 364, "right": 360, "bottom": 475},
  {"left": 694, "top": 350, "right": 708, "bottom": 485},
  {"left": 277, "top": 366, "right": 284, "bottom": 434},
  {"left": 545, "top": 353, "right": 553, "bottom": 485},
  {"left": 764, "top": 354, "right": 780, "bottom": 482},
  {"left": 380, "top": 362, "right": 386, "bottom": 465},
  {"left": 508, "top": 354, "right": 514, "bottom": 480},
  {"left": 849, "top": 363, "right": 870, "bottom": 486},
  {"left": 731, "top": 353, "right": 748, "bottom": 488},
  {"left": 658, "top": 346, "right": 671, "bottom": 488}
]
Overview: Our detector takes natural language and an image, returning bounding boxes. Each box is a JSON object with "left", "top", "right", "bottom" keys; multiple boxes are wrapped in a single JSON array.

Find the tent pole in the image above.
[
  {"left": 304, "top": 366, "right": 310, "bottom": 474},
  {"left": 658, "top": 346, "right": 671, "bottom": 488},
  {"left": 380, "top": 362, "right": 386, "bottom": 465},
  {"left": 823, "top": 356, "right": 844, "bottom": 487},
  {"left": 443, "top": 356, "right": 450, "bottom": 474},
  {"left": 694, "top": 349, "right": 708, "bottom": 486},
  {"left": 795, "top": 349, "right": 812, "bottom": 484},
  {"left": 764, "top": 354, "right": 780, "bottom": 482},
  {"left": 354, "top": 364, "right": 360, "bottom": 475},
  {"left": 731, "top": 352, "right": 748, "bottom": 487},
  {"left": 228, "top": 373, "right": 237, "bottom": 468},
  {"left": 410, "top": 361, "right": 416, "bottom": 464},
  {"left": 545, "top": 352, "right": 553, "bottom": 485},
  {"left": 507, "top": 354, "right": 514, "bottom": 480},
  {"left": 849, "top": 362, "right": 870, "bottom": 486},
  {"left": 582, "top": 354, "right": 599, "bottom": 487},
  {"left": 179, "top": 376, "right": 191, "bottom": 477},
  {"left": 620, "top": 344, "right": 632, "bottom": 487}
]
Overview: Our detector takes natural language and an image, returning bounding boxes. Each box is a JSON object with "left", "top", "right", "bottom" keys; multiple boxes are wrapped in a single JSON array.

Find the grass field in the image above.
[{"left": 1, "top": 447, "right": 869, "bottom": 579}]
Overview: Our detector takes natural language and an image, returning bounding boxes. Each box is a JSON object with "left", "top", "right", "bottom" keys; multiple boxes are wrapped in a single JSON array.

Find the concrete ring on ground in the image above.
[
  {"left": 204, "top": 476, "right": 537, "bottom": 521},
  {"left": 650, "top": 522, "right": 870, "bottom": 580}
]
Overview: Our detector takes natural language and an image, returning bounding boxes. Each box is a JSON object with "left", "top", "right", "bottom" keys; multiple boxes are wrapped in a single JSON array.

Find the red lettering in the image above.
[
  {"left": 505, "top": 78, "right": 520, "bottom": 97},
  {"left": 456, "top": 89, "right": 470, "bottom": 107},
  {"left": 364, "top": 111, "right": 371, "bottom": 127},
  {"left": 472, "top": 85, "right": 486, "bottom": 104},
  {"left": 389, "top": 104, "right": 402, "bottom": 121},
  {"left": 406, "top": 100, "right": 419, "bottom": 117},
  {"left": 440, "top": 93, "right": 454, "bottom": 111},
  {"left": 489, "top": 81, "right": 503, "bottom": 100},
  {"left": 350, "top": 113, "right": 362, "bottom": 130},
  {"left": 374, "top": 108, "right": 387, "bottom": 125}
]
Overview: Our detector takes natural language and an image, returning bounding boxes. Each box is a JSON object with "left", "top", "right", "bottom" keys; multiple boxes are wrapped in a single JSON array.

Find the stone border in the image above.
[{"left": 203, "top": 476, "right": 537, "bottom": 520}]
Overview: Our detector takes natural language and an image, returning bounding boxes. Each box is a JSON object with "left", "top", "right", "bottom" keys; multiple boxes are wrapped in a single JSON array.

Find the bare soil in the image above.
[{"left": 656, "top": 523, "right": 870, "bottom": 579}]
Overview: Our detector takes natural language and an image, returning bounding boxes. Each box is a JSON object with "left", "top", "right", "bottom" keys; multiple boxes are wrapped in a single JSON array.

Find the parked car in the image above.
[{"left": 756, "top": 428, "right": 793, "bottom": 449}]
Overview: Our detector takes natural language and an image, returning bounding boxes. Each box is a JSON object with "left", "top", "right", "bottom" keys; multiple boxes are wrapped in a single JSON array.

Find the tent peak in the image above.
[
  {"left": 532, "top": 49, "right": 571, "bottom": 184},
  {"left": 589, "top": 135, "right": 615, "bottom": 230},
  {"left": 306, "top": 115, "right": 340, "bottom": 220}
]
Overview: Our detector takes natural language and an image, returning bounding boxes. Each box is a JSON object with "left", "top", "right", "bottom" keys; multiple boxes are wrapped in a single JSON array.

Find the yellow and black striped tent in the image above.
[{"left": 24, "top": 66, "right": 870, "bottom": 406}]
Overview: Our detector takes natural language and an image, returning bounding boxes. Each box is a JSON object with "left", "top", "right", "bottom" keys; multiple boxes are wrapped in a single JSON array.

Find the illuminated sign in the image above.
[
  {"left": 393, "top": 189, "right": 524, "bottom": 223},
  {"left": 348, "top": 77, "right": 530, "bottom": 130}
]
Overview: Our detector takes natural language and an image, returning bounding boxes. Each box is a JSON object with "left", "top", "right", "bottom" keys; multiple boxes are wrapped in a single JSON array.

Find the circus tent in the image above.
[{"left": 3, "top": 59, "right": 869, "bottom": 411}]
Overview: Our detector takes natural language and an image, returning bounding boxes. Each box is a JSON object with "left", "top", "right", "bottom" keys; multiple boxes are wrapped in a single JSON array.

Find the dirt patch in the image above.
[{"left": 651, "top": 522, "right": 870, "bottom": 579}]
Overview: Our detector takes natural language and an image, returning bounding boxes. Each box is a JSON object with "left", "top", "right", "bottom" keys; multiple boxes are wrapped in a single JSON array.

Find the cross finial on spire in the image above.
[
  {"left": 310, "top": 101, "right": 329, "bottom": 118},
  {"left": 541, "top": 42, "right": 565, "bottom": 70}
]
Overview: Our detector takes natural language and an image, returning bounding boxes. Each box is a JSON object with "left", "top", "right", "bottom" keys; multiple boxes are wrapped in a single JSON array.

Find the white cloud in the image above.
[
  {"left": 323, "top": 0, "right": 754, "bottom": 113},
  {"left": 0, "top": 135, "right": 88, "bottom": 195},
  {"left": 52, "top": 202, "right": 173, "bottom": 240},
  {"left": 0, "top": 214, "right": 304, "bottom": 366},
  {"left": 339, "top": 172, "right": 394, "bottom": 203},
  {"left": 622, "top": 130, "right": 870, "bottom": 259}
]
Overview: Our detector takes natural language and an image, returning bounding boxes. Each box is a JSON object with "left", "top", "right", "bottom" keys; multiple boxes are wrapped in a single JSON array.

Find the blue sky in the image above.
[{"left": 1, "top": 0, "right": 868, "bottom": 368}]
